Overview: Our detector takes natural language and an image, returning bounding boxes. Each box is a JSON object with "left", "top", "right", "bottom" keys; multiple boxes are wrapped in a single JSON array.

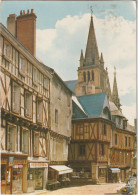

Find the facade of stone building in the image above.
[
  {"left": 66, "top": 14, "right": 136, "bottom": 183},
  {"left": 40, "top": 64, "right": 73, "bottom": 183},
  {"left": 0, "top": 9, "right": 72, "bottom": 194}
]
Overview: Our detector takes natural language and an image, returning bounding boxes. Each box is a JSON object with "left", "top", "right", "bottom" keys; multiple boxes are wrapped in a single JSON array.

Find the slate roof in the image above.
[
  {"left": 72, "top": 93, "right": 110, "bottom": 120},
  {"left": 65, "top": 80, "right": 78, "bottom": 94}
]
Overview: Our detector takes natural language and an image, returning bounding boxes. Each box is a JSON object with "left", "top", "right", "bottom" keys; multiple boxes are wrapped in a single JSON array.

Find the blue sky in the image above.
[
  {"left": 0, "top": 1, "right": 136, "bottom": 29},
  {"left": 0, "top": 1, "right": 136, "bottom": 125}
]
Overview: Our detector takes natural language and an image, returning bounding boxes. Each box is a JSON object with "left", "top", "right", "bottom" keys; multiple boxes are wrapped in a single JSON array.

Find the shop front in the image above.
[
  {"left": 108, "top": 168, "right": 120, "bottom": 183},
  {"left": 1, "top": 154, "right": 27, "bottom": 194},
  {"left": 27, "top": 162, "right": 48, "bottom": 193},
  {"left": 47, "top": 165, "right": 73, "bottom": 189}
]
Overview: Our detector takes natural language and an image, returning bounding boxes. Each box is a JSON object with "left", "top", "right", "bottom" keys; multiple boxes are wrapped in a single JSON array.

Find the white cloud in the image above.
[
  {"left": 122, "top": 103, "right": 136, "bottom": 126},
  {"left": 36, "top": 13, "right": 136, "bottom": 124}
]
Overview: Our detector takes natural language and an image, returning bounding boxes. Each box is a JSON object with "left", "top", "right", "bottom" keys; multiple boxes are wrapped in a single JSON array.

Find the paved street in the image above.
[{"left": 26, "top": 183, "right": 126, "bottom": 195}]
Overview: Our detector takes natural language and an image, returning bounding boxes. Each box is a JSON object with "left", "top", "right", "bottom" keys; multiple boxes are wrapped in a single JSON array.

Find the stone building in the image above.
[
  {"left": 0, "top": 9, "right": 72, "bottom": 193},
  {"left": 66, "top": 14, "right": 136, "bottom": 183}
]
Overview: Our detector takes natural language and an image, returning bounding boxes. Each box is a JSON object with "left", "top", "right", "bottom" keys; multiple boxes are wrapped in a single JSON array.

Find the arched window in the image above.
[
  {"left": 83, "top": 72, "right": 86, "bottom": 82},
  {"left": 88, "top": 71, "right": 90, "bottom": 81},
  {"left": 92, "top": 71, "right": 94, "bottom": 81}
]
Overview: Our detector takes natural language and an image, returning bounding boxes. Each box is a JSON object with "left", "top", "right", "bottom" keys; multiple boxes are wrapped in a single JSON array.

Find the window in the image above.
[
  {"left": 34, "top": 132, "right": 39, "bottom": 156},
  {"left": 7, "top": 126, "right": 16, "bottom": 152},
  {"left": 129, "top": 137, "right": 131, "bottom": 147},
  {"left": 22, "top": 129, "right": 29, "bottom": 154},
  {"left": 19, "top": 56, "right": 25, "bottom": 73},
  {"left": 12, "top": 48, "right": 16, "bottom": 64},
  {"left": 33, "top": 67, "right": 37, "bottom": 84},
  {"left": 25, "top": 91, "right": 32, "bottom": 118},
  {"left": 88, "top": 71, "right": 90, "bottom": 81},
  {"left": 57, "top": 85, "right": 61, "bottom": 99},
  {"left": 55, "top": 109, "right": 58, "bottom": 124},
  {"left": 99, "top": 144, "right": 104, "bottom": 156},
  {"left": 26, "top": 61, "right": 32, "bottom": 85},
  {"left": 92, "top": 71, "right": 94, "bottom": 81},
  {"left": 44, "top": 77, "right": 48, "bottom": 89},
  {"left": 125, "top": 136, "right": 127, "bottom": 147},
  {"left": 79, "top": 145, "right": 85, "bottom": 156},
  {"left": 115, "top": 134, "right": 118, "bottom": 145},
  {"left": 37, "top": 99, "right": 43, "bottom": 122},
  {"left": 103, "top": 124, "right": 106, "bottom": 135},
  {"left": 4, "top": 43, "right": 10, "bottom": 58},
  {"left": 12, "top": 82, "right": 20, "bottom": 113},
  {"left": 83, "top": 72, "right": 86, "bottom": 82}
]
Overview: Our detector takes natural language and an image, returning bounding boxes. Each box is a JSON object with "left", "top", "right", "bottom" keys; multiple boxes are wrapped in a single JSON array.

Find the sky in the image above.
[{"left": 0, "top": 1, "right": 136, "bottom": 126}]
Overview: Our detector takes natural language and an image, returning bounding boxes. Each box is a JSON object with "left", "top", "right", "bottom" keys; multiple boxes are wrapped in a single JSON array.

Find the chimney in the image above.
[
  {"left": 7, "top": 14, "right": 17, "bottom": 37},
  {"left": 16, "top": 9, "right": 37, "bottom": 56}
]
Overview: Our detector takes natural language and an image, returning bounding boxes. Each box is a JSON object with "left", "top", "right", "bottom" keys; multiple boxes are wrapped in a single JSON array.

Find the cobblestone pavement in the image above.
[{"left": 26, "top": 183, "right": 126, "bottom": 195}]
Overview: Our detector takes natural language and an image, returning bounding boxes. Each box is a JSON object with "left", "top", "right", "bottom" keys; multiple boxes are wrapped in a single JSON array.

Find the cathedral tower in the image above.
[{"left": 75, "top": 14, "right": 111, "bottom": 98}]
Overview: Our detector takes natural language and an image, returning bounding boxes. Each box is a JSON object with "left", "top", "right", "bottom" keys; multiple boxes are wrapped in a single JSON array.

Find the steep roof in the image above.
[
  {"left": 65, "top": 80, "right": 78, "bottom": 94},
  {"left": 77, "top": 93, "right": 110, "bottom": 118}
]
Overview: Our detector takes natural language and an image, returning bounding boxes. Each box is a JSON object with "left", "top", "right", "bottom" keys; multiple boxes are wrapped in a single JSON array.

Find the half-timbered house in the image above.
[
  {"left": 0, "top": 10, "right": 51, "bottom": 194},
  {"left": 66, "top": 14, "right": 136, "bottom": 183}
]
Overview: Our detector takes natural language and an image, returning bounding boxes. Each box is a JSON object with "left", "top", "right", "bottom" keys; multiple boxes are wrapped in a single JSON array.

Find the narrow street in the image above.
[{"left": 27, "top": 183, "right": 125, "bottom": 195}]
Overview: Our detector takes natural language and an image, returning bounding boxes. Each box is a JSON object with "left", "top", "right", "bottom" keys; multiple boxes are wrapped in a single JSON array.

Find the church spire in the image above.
[
  {"left": 100, "top": 52, "right": 104, "bottom": 66},
  {"left": 80, "top": 49, "right": 84, "bottom": 67},
  {"left": 111, "top": 67, "right": 121, "bottom": 109},
  {"left": 84, "top": 14, "right": 99, "bottom": 66}
]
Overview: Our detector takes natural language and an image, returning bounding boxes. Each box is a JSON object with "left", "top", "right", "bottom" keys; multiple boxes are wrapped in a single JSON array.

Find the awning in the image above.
[
  {"left": 110, "top": 168, "right": 120, "bottom": 173},
  {"left": 49, "top": 165, "right": 73, "bottom": 175}
]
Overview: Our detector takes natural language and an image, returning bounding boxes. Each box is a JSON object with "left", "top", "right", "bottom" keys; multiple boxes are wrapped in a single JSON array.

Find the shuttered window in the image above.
[
  {"left": 37, "top": 99, "right": 43, "bottom": 122},
  {"left": 12, "top": 82, "right": 20, "bottom": 113},
  {"left": 25, "top": 92, "right": 32, "bottom": 118}
]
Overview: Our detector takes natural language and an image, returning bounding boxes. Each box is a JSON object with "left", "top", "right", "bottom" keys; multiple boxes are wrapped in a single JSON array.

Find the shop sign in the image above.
[
  {"left": 9, "top": 157, "right": 14, "bottom": 166},
  {"left": 14, "top": 159, "right": 27, "bottom": 164},
  {"left": 30, "top": 163, "right": 48, "bottom": 168},
  {"left": 13, "top": 165, "right": 23, "bottom": 169}
]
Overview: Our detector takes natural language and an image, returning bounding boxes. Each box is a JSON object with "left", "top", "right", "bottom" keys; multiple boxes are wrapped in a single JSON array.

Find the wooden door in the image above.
[{"left": 6, "top": 167, "right": 12, "bottom": 194}]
